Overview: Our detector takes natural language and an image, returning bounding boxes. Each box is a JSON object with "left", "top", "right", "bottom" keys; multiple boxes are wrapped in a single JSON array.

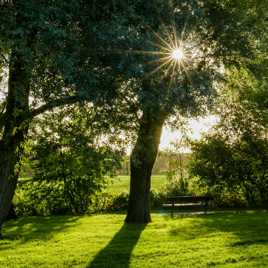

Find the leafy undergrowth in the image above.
[{"left": 1, "top": 212, "right": 268, "bottom": 267}]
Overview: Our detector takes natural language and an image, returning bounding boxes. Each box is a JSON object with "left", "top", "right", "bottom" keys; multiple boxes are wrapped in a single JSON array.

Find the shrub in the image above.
[
  {"left": 15, "top": 186, "right": 168, "bottom": 216},
  {"left": 15, "top": 181, "right": 69, "bottom": 216},
  {"left": 190, "top": 136, "right": 268, "bottom": 208}
]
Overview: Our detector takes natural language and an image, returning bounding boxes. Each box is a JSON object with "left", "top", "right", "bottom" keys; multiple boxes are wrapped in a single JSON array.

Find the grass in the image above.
[
  {"left": 105, "top": 175, "right": 167, "bottom": 194},
  {"left": 18, "top": 175, "right": 167, "bottom": 195},
  {"left": 1, "top": 211, "right": 268, "bottom": 267}
]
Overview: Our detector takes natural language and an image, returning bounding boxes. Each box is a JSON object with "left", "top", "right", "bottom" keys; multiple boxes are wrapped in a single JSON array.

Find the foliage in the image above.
[
  {"left": 14, "top": 175, "right": 167, "bottom": 216},
  {"left": 15, "top": 187, "right": 167, "bottom": 216},
  {"left": 190, "top": 135, "right": 268, "bottom": 207},
  {"left": 22, "top": 106, "right": 124, "bottom": 215},
  {"left": 15, "top": 181, "right": 68, "bottom": 216},
  {"left": 190, "top": 75, "right": 268, "bottom": 207},
  {"left": 164, "top": 179, "right": 189, "bottom": 197},
  {"left": 90, "top": 192, "right": 130, "bottom": 213}
]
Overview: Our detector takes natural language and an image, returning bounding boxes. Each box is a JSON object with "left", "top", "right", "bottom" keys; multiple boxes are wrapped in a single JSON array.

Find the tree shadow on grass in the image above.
[
  {"left": 167, "top": 211, "right": 268, "bottom": 247},
  {"left": 1, "top": 215, "right": 79, "bottom": 245},
  {"left": 88, "top": 223, "right": 146, "bottom": 268}
]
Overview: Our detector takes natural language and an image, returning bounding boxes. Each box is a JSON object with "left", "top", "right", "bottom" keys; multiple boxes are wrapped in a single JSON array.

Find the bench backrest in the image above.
[{"left": 166, "top": 195, "right": 212, "bottom": 203}]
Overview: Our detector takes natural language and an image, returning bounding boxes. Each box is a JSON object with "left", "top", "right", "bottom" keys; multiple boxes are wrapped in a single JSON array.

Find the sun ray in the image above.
[
  {"left": 128, "top": 50, "right": 168, "bottom": 55},
  {"left": 146, "top": 57, "right": 174, "bottom": 77},
  {"left": 169, "top": 61, "right": 178, "bottom": 88},
  {"left": 171, "top": 59, "right": 178, "bottom": 78},
  {"left": 106, "top": 49, "right": 170, "bottom": 56},
  {"left": 152, "top": 30, "right": 174, "bottom": 51},
  {"left": 181, "top": 15, "right": 190, "bottom": 42},
  {"left": 147, "top": 55, "right": 175, "bottom": 66},
  {"left": 167, "top": 27, "right": 177, "bottom": 49},
  {"left": 173, "top": 26, "right": 180, "bottom": 48},
  {"left": 181, "top": 61, "right": 195, "bottom": 89},
  {"left": 153, "top": 44, "right": 173, "bottom": 54},
  {"left": 165, "top": 60, "right": 176, "bottom": 79}
]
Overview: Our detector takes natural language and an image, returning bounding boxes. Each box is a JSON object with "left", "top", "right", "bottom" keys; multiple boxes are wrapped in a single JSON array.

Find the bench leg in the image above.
[
  {"left": 171, "top": 201, "right": 175, "bottom": 218},
  {"left": 204, "top": 201, "right": 208, "bottom": 215}
]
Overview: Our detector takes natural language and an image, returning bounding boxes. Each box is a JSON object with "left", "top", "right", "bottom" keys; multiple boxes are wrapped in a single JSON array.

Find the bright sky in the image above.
[{"left": 159, "top": 115, "right": 219, "bottom": 151}]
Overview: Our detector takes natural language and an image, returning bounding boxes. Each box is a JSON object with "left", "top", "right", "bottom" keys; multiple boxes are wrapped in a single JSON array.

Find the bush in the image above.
[
  {"left": 15, "top": 181, "right": 69, "bottom": 216},
  {"left": 203, "top": 185, "right": 248, "bottom": 209},
  {"left": 15, "top": 185, "right": 168, "bottom": 216},
  {"left": 190, "top": 135, "right": 268, "bottom": 208},
  {"left": 164, "top": 178, "right": 189, "bottom": 196},
  {"left": 90, "top": 192, "right": 129, "bottom": 212},
  {"left": 150, "top": 190, "right": 165, "bottom": 208}
]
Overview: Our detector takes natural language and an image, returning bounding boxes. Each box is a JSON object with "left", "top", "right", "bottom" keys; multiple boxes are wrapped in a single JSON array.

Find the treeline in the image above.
[{"left": 119, "top": 151, "right": 191, "bottom": 175}]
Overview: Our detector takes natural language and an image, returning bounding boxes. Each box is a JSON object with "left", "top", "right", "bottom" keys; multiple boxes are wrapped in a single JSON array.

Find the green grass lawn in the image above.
[
  {"left": 1, "top": 212, "right": 268, "bottom": 267},
  {"left": 105, "top": 175, "right": 167, "bottom": 194}
]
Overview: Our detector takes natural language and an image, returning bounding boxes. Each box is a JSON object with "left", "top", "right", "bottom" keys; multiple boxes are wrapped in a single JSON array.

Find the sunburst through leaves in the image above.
[{"left": 144, "top": 27, "right": 198, "bottom": 85}]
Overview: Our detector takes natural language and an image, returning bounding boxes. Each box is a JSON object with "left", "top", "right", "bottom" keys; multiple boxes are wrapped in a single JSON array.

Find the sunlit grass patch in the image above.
[{"left": 1, "top": 212, "right": 268, "bottom": 267}]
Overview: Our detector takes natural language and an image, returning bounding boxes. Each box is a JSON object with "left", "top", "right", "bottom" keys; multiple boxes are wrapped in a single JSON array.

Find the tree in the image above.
[
  {"left": 190, "top": 52, "right": 268, "bottom": 206},
  {"left": 196, "top": 137, "right": 268, "bottom": 206},
  {"left": 59, "top": 0, "right": 265, "bottom": 223},
  {"left": 0, "top": 0, "right": 126, "bottom": 237},
  {"left": 117, "top": 0, "right": 267, "bottom": 223},
  {"left": 189, "top": 103, "right": 268, "bottom": 206},
  {"left": 0, "top": 1, "right": 82, "bottom": 236}
]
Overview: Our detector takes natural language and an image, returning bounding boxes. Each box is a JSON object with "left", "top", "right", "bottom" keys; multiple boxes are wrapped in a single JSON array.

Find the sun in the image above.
[
  {"left": 120, "top": 26, "right": 200, "bottom": 82},
  {"left": 144, "top": 38, "right": 189, "bottom": 83},
  {"left": 143, "top": 29, "right": 192, "bottom": 81},
  {"left": 170, "top": 47, "right": 184, "bottom": 61}
]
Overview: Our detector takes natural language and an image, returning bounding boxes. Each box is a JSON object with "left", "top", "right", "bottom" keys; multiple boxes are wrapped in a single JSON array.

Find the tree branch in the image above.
[
  {"left": 0, "top": 54, "right": 8, "bottom": 65},
  {"left": 30, "top": 95, "right": 82, "bottom": 118}
]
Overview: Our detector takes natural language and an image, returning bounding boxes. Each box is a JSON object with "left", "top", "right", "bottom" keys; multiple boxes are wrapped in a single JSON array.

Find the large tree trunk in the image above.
[
  {"left": 125, "top": 111, "right": 166, "bottom": 223},
  {"left": 0, "top": 49, "right": 31, "bottom": 238}
]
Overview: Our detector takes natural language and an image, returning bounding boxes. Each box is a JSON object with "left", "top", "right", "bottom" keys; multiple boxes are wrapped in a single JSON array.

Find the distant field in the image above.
[
  {"left": 105, "top": 175, "right": 167, "bottom": 194},
  {"left": 18, "top": 175, "right": 167, "bottom": 194}
]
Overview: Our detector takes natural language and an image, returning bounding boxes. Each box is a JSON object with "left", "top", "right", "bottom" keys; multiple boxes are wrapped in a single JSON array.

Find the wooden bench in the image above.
[{"left": 164, "top": 195, "right": 212, "bottom": 216}]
